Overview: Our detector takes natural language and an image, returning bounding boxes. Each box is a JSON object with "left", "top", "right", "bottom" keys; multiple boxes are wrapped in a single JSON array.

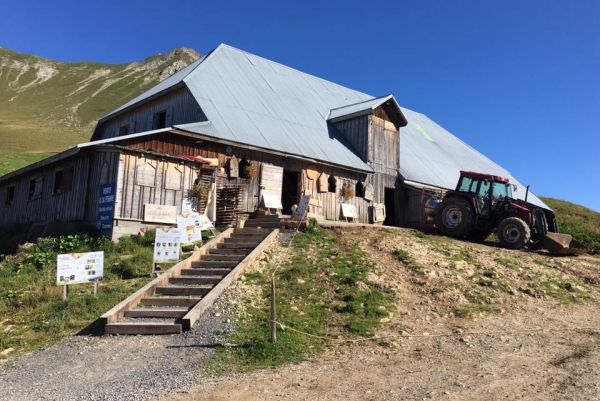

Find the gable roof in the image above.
[
  {"left": 327, "top": 94, "right": 407, "bottom": 126},
  {"left": 399, "top": 107, "right": 549, "bottom": 209}
]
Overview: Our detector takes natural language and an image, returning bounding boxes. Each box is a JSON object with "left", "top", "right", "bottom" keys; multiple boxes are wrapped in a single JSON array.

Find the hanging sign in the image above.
[
  {"left": 228, "top": 156, "right": 239, "bottom": 178},
  {"left": 153, "top": 228, "right": 181, "bottom": 263},
  {"left": 318, "top": 173, "right": 328, "bottom": 193},
  {"left": 364, "top": 183, "right": 374, "bottom": 202},
  {"left": 97, "top": 183, "right": 116, "bottom": 232},
  {"left": 306, "top": 165, "right": 318, "bottom": 180},
  {"left": 57, "top": 251, "right": 104, "bottom": 285}
]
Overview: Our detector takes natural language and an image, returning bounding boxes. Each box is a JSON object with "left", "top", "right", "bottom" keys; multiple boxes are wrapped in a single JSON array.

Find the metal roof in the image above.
[
  {"left": 399, "top": 107, "right": 549, "bottom": 209},
  {"left": 327, "top": 94, "right": 406, "bottom": 125},
  {"left": 178, "top": 44, "right": 375, "bottom": 172}
]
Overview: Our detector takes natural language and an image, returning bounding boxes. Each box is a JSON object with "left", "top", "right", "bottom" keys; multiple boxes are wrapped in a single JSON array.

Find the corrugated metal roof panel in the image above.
[{"left": 399, "top": 107, "right": 549, "bottom": 209}]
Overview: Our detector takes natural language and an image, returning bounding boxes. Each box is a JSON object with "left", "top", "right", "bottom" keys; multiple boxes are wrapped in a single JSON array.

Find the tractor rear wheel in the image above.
[
  {"left": 497, "top": 217, "right": 530, "bottom": 249},
  {"left": 435, "top": 197, "right": 474, "bottom": 238}
]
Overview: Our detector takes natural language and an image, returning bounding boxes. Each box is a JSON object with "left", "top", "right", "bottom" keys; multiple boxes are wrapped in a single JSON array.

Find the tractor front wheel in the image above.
[
  {"left": 435, "top": 197, "right": 474, "bottom": 238},
  {"left": 497, "top": 217, "right": 531, "bottom": 250}
]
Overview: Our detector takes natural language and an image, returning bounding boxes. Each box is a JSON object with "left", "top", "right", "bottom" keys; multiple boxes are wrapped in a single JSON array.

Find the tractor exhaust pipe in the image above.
[{"left": 525, "top": 185, "right": 530, "bottom": 203}]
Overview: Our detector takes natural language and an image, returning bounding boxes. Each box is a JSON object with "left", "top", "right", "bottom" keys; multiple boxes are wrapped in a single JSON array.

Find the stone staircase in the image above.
[{"left": 103, "top": 228, "right": 276, "bottom": 335}]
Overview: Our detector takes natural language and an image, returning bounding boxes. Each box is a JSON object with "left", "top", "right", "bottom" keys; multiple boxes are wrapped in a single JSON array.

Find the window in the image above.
[
  {"left": 355, "top": 181, "right": 365, "bottom": 198},
  {"left": 5, "top": 185, "right": 15, "bottom": 205},
  {"left": 54, "top": 168, "right": 73, "bottom": 194},
  {"left": 119, "top": 123, "right": 130, "bottom": 136},
  {"left": 458, "top": 177, "right": 475, "bottom": 192},
  {"left": 153, "top": 110, "right": 167, "bottom": 129},
  {"left": 29, "top": 176, "right": 43, "bottom": 200},
  {"left": 328, "top": 175, "right": 337, "bottom": 193}
]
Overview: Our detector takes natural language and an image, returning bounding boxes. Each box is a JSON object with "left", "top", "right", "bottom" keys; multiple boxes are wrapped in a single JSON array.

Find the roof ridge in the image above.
[{"left": 329, "top": 94, "right": 393, "bottom": 112}]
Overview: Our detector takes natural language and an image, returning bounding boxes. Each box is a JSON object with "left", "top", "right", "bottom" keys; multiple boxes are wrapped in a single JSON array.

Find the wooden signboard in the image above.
[
  {"left": 260, "top": 164, "right": 283, "bottom": 209},
  {"left": 306, "top": 164, "right": 318, "bottom": 180},
  {"left": 165, "top": 167, "right": 183, "bottom": 190},
  {"left": 371, "top": 203, "right": 386, "bottom": 223},
  {"left": 262, "top": 193, "right": 283, "bottom": 209},
  {"left": 228, "top": 156, "right": 239, "bottom": 178},
  {"left": 318, "top": 173, "right": 328, "bottom": 193},
  {"left": 341, "top": 203, "right": 358, "bottom": 219},
  {"left": 144, "top": 204, "right": 178, "bottom": 224},
  {"left": 293, "top": 195, "right": 311, "bottom": 220},
  {"left": 136, "top": 161, "right": 156, "bottom": 187},
  {"left": 364, "top": 183, "right": 374, "bottom": 201}
]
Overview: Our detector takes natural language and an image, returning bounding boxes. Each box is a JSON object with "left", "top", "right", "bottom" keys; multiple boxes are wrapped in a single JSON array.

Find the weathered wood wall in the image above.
[
  {"left": 332, "top": 116, "right": 370, "bottom": 161},
  {"left": 0, "top": 155, "right": 91, "bottom": 226},
  {"left": 98, "top": 87, "right": 207, "bottom": 140}
]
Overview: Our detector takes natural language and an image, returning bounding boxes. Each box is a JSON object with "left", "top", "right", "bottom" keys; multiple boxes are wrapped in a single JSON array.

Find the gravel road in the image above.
[{"left": 0, "top": 302, "right": 233, "bottom": 401}]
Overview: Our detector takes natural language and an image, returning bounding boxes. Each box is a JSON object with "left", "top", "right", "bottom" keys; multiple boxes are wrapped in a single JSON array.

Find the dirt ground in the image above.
[{"left": 167, "top": 226, "right": 600, "bottom": 401}]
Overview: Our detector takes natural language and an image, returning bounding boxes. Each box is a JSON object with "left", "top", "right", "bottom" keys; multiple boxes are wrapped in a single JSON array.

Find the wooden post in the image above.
[
  {"left": 93, "top": 280, "right": 98, "bottom": 297},
  {"left": 270, "top": 273, "right": 276, "bottom": 342},
  {"left": 63, "top": 285, "right": 68, "bottom": 301}
]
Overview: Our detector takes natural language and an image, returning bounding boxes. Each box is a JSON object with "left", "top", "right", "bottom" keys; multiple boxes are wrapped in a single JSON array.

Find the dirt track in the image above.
[{"left": 167, "top": 227, "right": 600, "bottom": 401}]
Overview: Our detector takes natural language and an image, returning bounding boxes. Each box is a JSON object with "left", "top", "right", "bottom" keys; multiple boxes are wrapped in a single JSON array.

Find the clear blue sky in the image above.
[{"left": 2, "top": 0, "right": 599, "bottom": 211}]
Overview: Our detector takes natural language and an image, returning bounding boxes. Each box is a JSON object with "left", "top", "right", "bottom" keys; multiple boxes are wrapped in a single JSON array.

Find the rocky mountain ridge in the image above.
[{"left": 0, "top": 46, "right": 201, "bottom": 152}]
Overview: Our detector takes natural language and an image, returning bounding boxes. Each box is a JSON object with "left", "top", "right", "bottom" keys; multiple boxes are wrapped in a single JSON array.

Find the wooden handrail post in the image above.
[{"left": 270, "top": 273, "right": 276, "bottom": 342}]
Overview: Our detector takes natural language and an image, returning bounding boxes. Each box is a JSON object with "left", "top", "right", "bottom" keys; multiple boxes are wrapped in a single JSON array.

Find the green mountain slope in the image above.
[
  {"left": 541, "top": 197, "right": 600, "bottom": 254},
  {"left": 0, "top": 46, "right": 201, "bottom": 157}
]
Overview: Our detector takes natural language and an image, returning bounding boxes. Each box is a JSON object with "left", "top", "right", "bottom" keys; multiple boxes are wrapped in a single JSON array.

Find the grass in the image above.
[
  {"left": 0, "top": 151, "right": 55, "bottom": 176},
  {"left": 541, "top": 197, "right": 600, "bottom": 254},
  {"left": 209, "top": 220, "right": 395, "bottom": 374},
  {"left": 393, "top": 249, "right": 424, "bottom": 272},
  {"left": 0, "top": 231, "right": 156, "bottom": 359}
]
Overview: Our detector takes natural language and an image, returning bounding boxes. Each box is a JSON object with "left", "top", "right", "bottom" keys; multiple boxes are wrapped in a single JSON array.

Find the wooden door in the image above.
[{"left": 259, "top": 164, "right": 283, "bottom": 209}]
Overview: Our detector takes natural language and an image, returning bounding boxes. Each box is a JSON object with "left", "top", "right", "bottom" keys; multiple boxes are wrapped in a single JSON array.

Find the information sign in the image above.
[
  {"left": 57, "top": 251, "right": 104, "bottom": 285},
  {"left": 98, "top": 183, "right": 116, "bottom": 232},
  {"left": 153, "top": 228, "right": 181, "bottom": 263}
]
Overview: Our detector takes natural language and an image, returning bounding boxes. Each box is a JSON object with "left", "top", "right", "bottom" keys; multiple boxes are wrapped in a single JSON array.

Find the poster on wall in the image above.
[
  {"left": 341, "top": 203, "right": 358, "bottom": 219},
  {"left": 97, "top": 183, "right": 116, "bottom": 232},
  {"left": 153, "top": 228, "right": 181, "bottom": 263},
  {"left": 261, "top": 193, "right": 283, "bottom": 209},
  {"left": 144, "top": 204, "right": 177, "bottom": 224},
  {"left": 56, "top": 251, "right": 104, "bottom": 285}
]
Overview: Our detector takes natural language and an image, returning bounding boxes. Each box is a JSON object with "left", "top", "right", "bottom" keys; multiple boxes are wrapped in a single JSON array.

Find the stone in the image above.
[{"left": 297, "top": 278, "right": 305, "bottom": 285}]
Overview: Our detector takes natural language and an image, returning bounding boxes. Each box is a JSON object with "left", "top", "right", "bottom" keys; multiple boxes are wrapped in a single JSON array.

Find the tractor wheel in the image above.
[
  {"left": 497, "top": 217, "right": 531, "bottom": 249},
  {"left": 435, "top": 197, "right": 474, "bottom": 238}
]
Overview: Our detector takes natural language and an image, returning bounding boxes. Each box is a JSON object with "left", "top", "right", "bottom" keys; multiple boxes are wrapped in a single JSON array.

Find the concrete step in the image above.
[
  {"left": 170, "top": 276, "right": 222, "bottom": 285},
  {"left": 123, "top": 308, "right": 189, "bottom": 319},
  {"left": 156, "top": 286, "right": 212, "bottom": 296},
  {"left": 201, "top": 254, "right": 246, "bottom": 262},
  {"left": 141, "top": 297, "right": 201, "bottom": 307},
  {"left": 180, "top": 268, "right": 232, "bottom": 276},
  {"left": 191, "top": 260, "right": 238, "bottom": 268},
  {"left": 105, "top": 323, "right": 182, "bottom": 335}
]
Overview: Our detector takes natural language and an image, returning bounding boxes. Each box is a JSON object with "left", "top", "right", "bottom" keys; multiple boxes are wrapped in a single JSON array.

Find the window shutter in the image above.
[{"left": 130, "top": 120, "right": 136, "bottom": 134}]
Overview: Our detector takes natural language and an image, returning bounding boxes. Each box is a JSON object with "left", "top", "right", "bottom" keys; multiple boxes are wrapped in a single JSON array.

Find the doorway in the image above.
[
  {"left": 281, "top": 170, "right": 300, "bottom": 215},
  {"left": 384, "top": 187, "right": 396, "bottom": 226}
]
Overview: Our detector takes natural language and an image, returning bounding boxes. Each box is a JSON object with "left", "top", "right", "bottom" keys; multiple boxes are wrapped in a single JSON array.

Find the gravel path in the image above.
[{"left": 0, "top": 302, "right": 234, "bottom": 401}]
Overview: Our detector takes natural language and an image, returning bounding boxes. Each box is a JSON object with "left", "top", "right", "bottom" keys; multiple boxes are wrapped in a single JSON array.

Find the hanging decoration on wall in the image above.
[
  {"left": 364, "top": 183, "right": 374, "bottom": 202},
  {"left": 227, "top": 156, "right": 239, "bottom": 178},
  {"left": 306, "top": 164, "right": 318, "bottom": 180},
  {"left": 318, "top": 173, "right": 328, "bottom": 193}
]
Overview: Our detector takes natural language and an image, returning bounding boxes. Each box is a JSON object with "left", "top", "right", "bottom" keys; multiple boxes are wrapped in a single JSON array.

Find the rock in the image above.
[
  {"left": 297, "top": 278, "right": 305, "bottom": 285},
  {"left": 454, "top": 382, "right": 465, "bottom": 388},
  {"left": 356, "top": 281, "right": 369, "bottom": 290},
  {"left": 214, "top": 313, "right": 221, "bottom": 317},
  {"left": 1, "top": 348, "right": 14, "bottom": 356}
]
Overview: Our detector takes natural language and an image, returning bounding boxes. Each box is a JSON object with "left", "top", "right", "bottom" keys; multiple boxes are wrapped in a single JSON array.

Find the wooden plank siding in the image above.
[
  {"left": 0, "top": 155, "right": 91, "bottom": 226},
  {"left": 332, "top": 116, "right": 370, "bottom": 161},
  {"left": 98, "top": 87, "right": 207, "bottom": 140}
]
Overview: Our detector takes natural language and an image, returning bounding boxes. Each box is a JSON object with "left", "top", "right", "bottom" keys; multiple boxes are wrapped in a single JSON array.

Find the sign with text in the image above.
[
  {"left": 262, "top": 193, "right": 283, "bottom": 209},
  {"left": 177, "top": 212, "right": 213, "bottom": 244},
  {"left": 57, "top": 251, "right": 104, "bottom": 285},
  {"left": 341, "top": 203, "right": 358, "bottom": 219},
  {"left": 153, "top": 228, "right": 181, "bottom": 263},
  {"left": 98, "top": 183, "right": 116, "bottom": 232},
  {"left": 144, "top": 204, "right": 177, "bottom": 224},
  {"left": 293, "top": 195, "right": 311, "bottom": 220}
]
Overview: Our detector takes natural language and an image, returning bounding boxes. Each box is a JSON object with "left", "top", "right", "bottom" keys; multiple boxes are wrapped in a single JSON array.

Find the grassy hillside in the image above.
[
  {"left": 0, "top": 46, "right": 201, "bottom": 157},
  {"left": 541, "top": 197, "right": 600, "bottom": 254}
]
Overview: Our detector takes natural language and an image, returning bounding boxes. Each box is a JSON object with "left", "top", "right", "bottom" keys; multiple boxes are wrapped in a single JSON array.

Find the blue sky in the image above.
[{"left": 2, "top": 0, "right": 599, "bottom": 211}]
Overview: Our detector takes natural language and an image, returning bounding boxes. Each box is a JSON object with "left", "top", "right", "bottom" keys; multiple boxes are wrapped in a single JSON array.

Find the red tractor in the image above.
[{"left": 433, "top": 171, "right": 586, "bottom": 254}]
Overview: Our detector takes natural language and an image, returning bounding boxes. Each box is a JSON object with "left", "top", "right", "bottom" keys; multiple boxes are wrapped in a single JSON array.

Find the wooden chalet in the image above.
[{"left": 0, "top": 44, "right": 410, "bottom": 238}]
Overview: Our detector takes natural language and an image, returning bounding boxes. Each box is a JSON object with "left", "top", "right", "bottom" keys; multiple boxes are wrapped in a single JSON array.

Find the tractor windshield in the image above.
[{"left": 492, "top": 182, "right": 510, "bottom": 201}]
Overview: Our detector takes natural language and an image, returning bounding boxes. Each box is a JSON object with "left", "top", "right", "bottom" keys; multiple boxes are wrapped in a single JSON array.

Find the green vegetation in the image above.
[
  {"left": 541, "top": 197, "right": 600, "bottom": 254},
  {"left": 211, "top": 220, "right": 395, "bottom": 374},
  {"left": 0, "top": 46, "right": 200, "bottom": 169},
  {"left": 393, "top": 249, "right": 424, "bottom": 272},
  {"left": 0, "top": 151, "right": 54, "bottom": 176},
  {"left": 0, "top": 232, "right": 155, "bottom": 359}
]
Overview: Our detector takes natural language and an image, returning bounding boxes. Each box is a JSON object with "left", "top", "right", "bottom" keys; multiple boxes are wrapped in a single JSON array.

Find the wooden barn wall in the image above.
[
  {"left": 83, "top": 151, "right": 121, "bottom": 221},
  {"left": 332, "top": 116, "right": 369, "bottom": 161},
  {"left": 119, "top": 134, "right": 378, "bottom": 223},
  {"left": 99, "top": 87, "right": 207, "bottom": 140},
  {"left": 399, "top": 185, "right": 427, "bottom": 228},
  {"left": 0, "top": 156, "right": 91, "bottom": 227},
  {"left": 115, "top": 153, "right": 201, "bottom": 221}
]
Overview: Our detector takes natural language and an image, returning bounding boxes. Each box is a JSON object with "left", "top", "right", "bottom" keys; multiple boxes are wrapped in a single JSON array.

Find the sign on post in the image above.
[
  {"left": 153, "top": 228, "right": 181, "bottom": 263},
  {"left": 293, "top": 195, "right": 311, "bottom": 220},
  {"left": 57, "top": 251, "right": 104, "bottom": 299},
  {"left": 177, "top": 213, "right": 214, "bottom": 244},
  {"left": 98, "top": 183, "right": 116, "bottom": 232}
]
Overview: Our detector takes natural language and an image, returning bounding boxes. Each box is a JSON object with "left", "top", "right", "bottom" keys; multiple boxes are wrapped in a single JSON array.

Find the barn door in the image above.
[{"left": 259, "top": 164, "right": 283, "bottom": 210}]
